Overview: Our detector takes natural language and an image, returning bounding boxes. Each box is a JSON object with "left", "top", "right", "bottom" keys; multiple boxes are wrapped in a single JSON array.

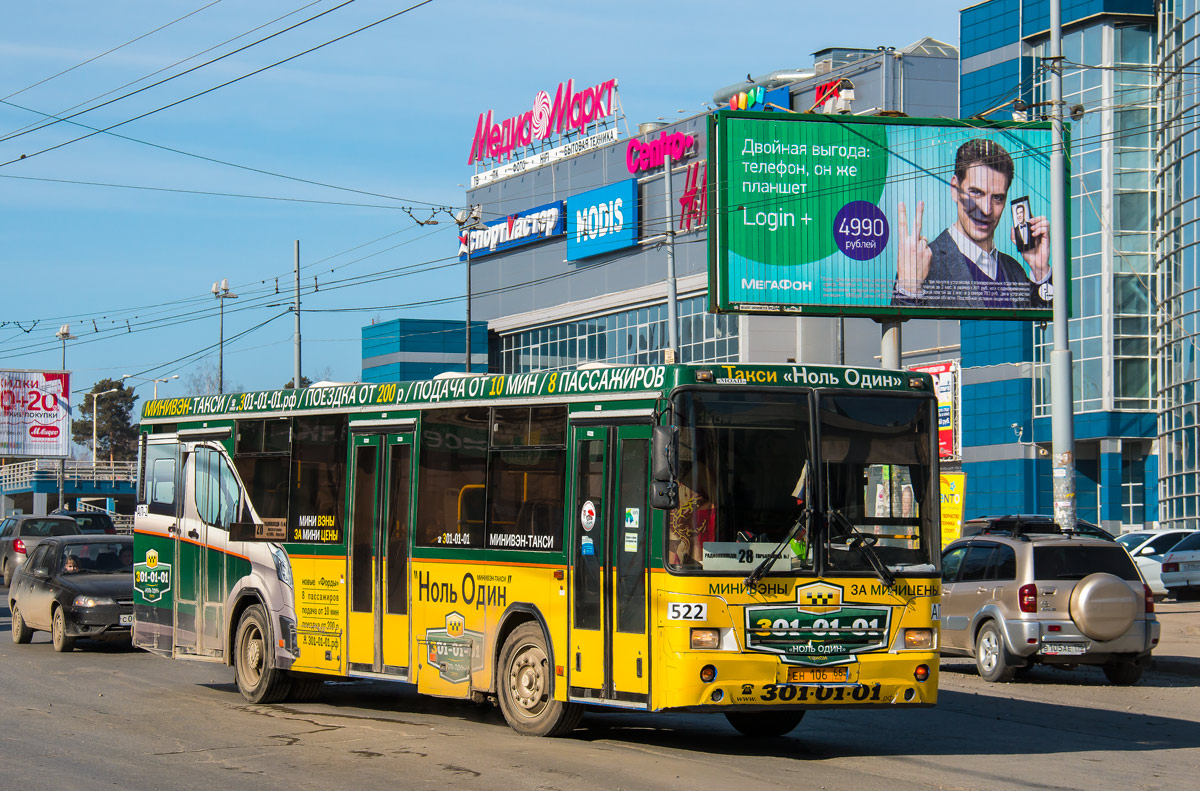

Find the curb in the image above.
[{"left": 1150, "top": 655, "right": 1200, "bottom": 678}]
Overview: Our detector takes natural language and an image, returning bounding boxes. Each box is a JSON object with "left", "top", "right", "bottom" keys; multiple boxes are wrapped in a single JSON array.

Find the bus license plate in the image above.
[{"left": 787, "top": 667, "right": 848, "bottom": 683}]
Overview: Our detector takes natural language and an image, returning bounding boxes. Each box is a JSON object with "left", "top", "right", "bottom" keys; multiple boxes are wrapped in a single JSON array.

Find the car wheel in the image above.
[
  {"left": 974, "top": 621, "right": 1015, "bottom": 683},
  {"left": 10, "top": 601, "right": 33, "bottom": 644},
  {"left": 2, "top": 560, "right": 10, "bottom": 588},
  {"left": 1102, "top": 659, "right": 1144, "bottom": 686},
  {"left": 52, "top": 607, "right": 76, "bottom": 653},
  {"left": 496, "top": 622, "right": 582, "bottom": 737},
  {"left": 725, "top": 710, "right": 806, "bottom": 737},
  {"left": 234, "top": 604, "right": 292, "bottom": 704}
]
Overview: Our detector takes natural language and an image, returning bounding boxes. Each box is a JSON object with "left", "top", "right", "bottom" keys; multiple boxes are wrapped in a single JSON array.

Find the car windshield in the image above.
[
  {"left": 60, "top": 542, "right": 134, "bottom": 574},
  {"left": 1033, "top": 545, "right": 1139, "bottom": 581},
  {"left": 819, "top": 393, "right": 939, "bottom": 575},
  {"left": 1115, "top": 534, "right": 1144, "bottom": 550}
]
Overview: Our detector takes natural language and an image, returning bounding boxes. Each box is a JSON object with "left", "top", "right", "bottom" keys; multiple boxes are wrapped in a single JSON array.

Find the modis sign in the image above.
[
  {"left": 457, "top": 201, "right": 565, "bottom": 260},
  {"left": 468, "top": 77, "right": 619, "bottom": 166},
  {"left": 567, "top": 179, "right": 638, "bottom": 260}
]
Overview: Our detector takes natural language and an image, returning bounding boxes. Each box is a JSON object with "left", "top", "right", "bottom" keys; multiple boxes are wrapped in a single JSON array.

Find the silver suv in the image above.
[{"left": 939, "top": 532, "right": 1158, "bottom": 684}]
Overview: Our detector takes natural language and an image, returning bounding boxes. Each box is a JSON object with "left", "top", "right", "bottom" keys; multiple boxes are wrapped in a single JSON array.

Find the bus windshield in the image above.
[
  {"left": 667, "top": 389, "right": 937, "bottom": 576},
  {"left": 819, "top": 393, "right": 938, "bottom": 575},
  {"left": 667, "top": 389, "right": 813, "bottom": 573}
]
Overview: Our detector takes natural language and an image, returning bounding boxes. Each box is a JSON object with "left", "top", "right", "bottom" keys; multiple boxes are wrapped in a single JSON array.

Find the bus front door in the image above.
[
  {"left": 569, "top": 423, "right": 651, "bottom": 708},
  {"left": 347, "top": 431, "right": 414, "bottom": 677}
]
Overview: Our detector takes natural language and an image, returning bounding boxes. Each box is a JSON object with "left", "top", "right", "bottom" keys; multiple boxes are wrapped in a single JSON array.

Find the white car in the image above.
[
  {"left": 1116, "top": 530, "right": 1192, "bottom": 599},
  {"left": 1160, "top": 531, "right": 1200, "bottom": 600}
]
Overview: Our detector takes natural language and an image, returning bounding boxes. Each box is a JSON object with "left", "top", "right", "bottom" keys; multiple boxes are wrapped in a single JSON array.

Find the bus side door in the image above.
[
  {"left": 568, "top": 422, "right": 651, "bottom": 708},
  {"left": 347, "top": 430, "right": 414, "bottom": 677},
  {"left": 175, "top": 443, "right": 236, "bottom": 659},
  {"left": 134, "top": 436, "right": 181, "bottom": 656}
]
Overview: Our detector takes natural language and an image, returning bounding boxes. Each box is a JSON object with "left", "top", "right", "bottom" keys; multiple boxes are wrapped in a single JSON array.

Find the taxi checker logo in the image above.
[
  {"left": 425, "top": 611, "right": 484, "bottom": 684},
  {"left": 134, "top": 548, "right": 172, "bottom": 603},
  {"left": 743, "top": 581, "right": 891, "bottom": 667}
]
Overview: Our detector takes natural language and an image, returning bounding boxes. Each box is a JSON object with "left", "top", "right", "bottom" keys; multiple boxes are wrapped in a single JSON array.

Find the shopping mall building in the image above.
[{"left": 362, "top": 0, "right": 1200, "bottom": 532}]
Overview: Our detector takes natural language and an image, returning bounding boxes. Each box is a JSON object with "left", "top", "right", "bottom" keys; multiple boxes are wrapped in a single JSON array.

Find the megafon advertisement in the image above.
[
  {"left": 0, "top": 370, "right": 71, "bottom": 458},
  {"left": 709, "top": 112, "right": 1061, "bottom": 319}
]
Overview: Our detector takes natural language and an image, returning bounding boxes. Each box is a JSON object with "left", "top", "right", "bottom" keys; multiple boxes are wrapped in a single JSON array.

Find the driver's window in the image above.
[
  {"left": 29, "top": 544, "right": 54, "bottom": 574},
  {"left": 941, "top": 546, "right": 967, "bottom": 583}
]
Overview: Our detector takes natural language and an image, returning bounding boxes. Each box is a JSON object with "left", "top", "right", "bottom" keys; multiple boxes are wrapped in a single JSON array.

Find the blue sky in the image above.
[{"left": 0, "top": 0, "right": 966, "bottom": 407}]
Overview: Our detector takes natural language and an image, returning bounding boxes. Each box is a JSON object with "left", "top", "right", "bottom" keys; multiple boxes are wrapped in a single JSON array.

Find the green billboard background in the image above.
[{"left": 709, "top": 112, "right": 1062, "bottom": 319}]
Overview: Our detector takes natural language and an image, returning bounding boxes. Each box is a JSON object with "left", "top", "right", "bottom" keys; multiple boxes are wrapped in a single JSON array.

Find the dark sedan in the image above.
[{"left": 8, "top": 535, "right": 134, "bottom": 652}]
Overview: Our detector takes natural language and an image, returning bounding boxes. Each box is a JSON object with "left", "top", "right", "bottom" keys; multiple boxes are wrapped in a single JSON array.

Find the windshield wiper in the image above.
[
  {"left": 744, "top": 462, "right": 809, "bottom": 588},
  {"left": 828, "top": 510, "right": 896, "bottom": 588},
  {"left": 744, "top": 509, "right": 810, "bottom": 588}
]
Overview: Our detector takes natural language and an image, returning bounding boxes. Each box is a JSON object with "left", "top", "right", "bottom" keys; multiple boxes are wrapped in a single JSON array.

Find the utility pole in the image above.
[
  {"left": 55, "top": 324, "right": 76, "bottom": 511},
  {"left": 212, "top": 279, "right": 238, "bottom": 394},
  {"left": 454, "top": 206, "right": 485, "bottom": 373},
  {"left": 664, "top": 158, "right": 679, "bottom": 361},
  {"left": 1049, "top": 0, "right": 1077, "bottom": 531},
  {"left": 294, "top": 240, "right": 302, "bottom": 389}
]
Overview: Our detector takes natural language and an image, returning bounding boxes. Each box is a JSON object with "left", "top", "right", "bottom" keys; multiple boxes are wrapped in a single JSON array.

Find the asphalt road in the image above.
[{"left": 1, "top": 607, "right": 1197, "bottom": 790}]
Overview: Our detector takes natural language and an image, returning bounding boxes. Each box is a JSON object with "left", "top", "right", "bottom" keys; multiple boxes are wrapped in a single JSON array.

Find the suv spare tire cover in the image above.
[{"left": 1069, "top": 573, "right": 1138, "bottom": 642}]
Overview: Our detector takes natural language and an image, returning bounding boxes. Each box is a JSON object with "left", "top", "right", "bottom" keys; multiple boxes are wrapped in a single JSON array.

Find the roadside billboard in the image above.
[
  {"left": 709, "top": 112, "right": 1060, "bottom": 319},
  {"left": 908, "top": 360, "right": 957, "bottom": 459},
  {"left": 940, "top": 473, "right": 966, "bottom": 547},
  {"left": 0, "top": 369, "right": 71, "bottom": 458}
]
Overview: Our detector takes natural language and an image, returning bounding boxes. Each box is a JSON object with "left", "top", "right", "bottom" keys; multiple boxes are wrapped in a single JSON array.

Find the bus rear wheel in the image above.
[
  {"left": 725, "top": 710, "right": 805, "bottom": 737},
  {"left": 234, "top": 604, "right": 292, "bottom": 704},
  {"left": 497, "top": 623, "right": 582, "bottom": 737}
]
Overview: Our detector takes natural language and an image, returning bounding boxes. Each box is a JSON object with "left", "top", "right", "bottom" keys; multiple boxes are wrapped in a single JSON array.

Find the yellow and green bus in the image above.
[{"left": 133, "top": 362, "right": 940, "bottom": 737}]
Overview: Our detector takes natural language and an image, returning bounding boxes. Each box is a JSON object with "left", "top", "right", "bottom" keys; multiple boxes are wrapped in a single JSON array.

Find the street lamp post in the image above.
[
  {"left": 454, "top": 206, "right": 485, "bottom": 373},
  {"left": 90, "top": 388, "right": 118, "bottom": 467},
  {"left": 121, "top": 373, "right": 179, "bottom": 399},
  {"left": 211, "top": 279, "right": 238, "bottom": 394},
  {"left": 55, "top": 324, "right": 77, "bottom": 511}
]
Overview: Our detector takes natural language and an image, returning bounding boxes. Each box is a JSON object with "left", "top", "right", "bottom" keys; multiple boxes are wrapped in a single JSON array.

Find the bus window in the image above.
[
  {"left": 289, "top": 416, "right": 346, "bottom": 538},
  {"left": 144, "top": 444, "right": 177, "bottom": 517},
  {"left": 195, "top": 447, "right": 241, "bottom": 529},
  {"left": 485, "top": 448, "right": 565, "bottom": 551},
  {"left": 234, "top": 418, "right": 291, "bottom": 524},
  {"left": 416, "top": 407, "right": 488, "bottom": 548}
]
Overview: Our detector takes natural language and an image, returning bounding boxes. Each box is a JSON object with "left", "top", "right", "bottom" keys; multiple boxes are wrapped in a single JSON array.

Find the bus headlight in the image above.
[
  {"left": 690, "top": 628, "right": 720, "bottom": 649},
  {"left": 270, "top": 544, "right": 293, "bottom": 588},
  {"left": 903, "top": 628, "right": 934, "bottom": 649}
]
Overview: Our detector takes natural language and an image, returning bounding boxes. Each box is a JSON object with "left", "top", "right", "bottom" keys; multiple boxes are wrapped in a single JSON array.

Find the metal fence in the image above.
[{"left": 0, "top": 459, "right": 137, "bottom": 490}]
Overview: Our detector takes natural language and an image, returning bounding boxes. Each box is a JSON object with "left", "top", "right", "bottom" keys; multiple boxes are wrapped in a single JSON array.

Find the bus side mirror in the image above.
[
  {"left": 651, "top": 425, "right": 677, "bottom": 482},
  {"left": 650, "top": 425, "right": 678, "bottom": 509}
]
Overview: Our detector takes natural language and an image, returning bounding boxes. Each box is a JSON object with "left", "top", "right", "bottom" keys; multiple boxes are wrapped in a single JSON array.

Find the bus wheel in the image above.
[
  {"left": 497, "top": 623, "right": 582, "bottom": 737},
  {"left": 288, "top": 675, "right": 325, "bottom": 703},
  {"left": 234, "top": 604, "right": 292, "bottom": 704},
  {"left": 725, "top": 710, "right": 805, "bottom": 737}
]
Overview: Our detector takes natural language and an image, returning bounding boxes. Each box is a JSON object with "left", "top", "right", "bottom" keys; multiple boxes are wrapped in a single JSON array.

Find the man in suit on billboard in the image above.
[{"left": 892, "top": 138, "right": 1051, "bottom": 309}]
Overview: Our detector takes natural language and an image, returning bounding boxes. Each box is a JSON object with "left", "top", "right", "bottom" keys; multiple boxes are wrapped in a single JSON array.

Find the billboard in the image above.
[
  {"left": 567, "top": 179, "right": 638, "bottom": 260},
  {"left": 908, "top": 360, "right": 957, "bottom": 459},
  {"left": 709, "top": 112, "right": 1060, "bottom": 319},
  {"left": 940, "top": 473, "right": 966, "bottom": 547},
  {"left": 0, "top": 369, "right": 71, "bottom": 458}
]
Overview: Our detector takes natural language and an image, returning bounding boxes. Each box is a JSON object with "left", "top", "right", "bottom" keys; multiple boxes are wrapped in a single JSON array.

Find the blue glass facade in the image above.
[
  {"left": 959, "top": 0, "right": 1157, "bottom": 532},
  {"left": 361, "top": 318, "right": 488, "bottom": 382}
]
